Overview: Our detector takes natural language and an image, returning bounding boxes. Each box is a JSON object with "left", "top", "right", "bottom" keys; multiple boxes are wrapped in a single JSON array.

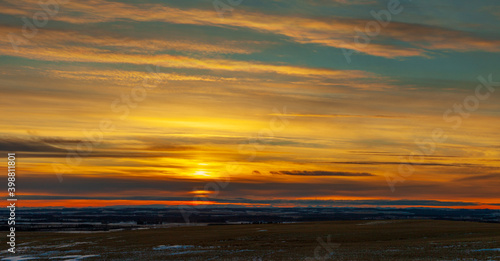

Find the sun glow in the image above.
[{"left": 194, "top": 170, "right": 210, "bottom": 177}]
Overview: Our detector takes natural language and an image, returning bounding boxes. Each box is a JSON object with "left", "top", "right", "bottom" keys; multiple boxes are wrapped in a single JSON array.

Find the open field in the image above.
[{"left": 1, "top": 220, "right": 499, "bottom": 260}]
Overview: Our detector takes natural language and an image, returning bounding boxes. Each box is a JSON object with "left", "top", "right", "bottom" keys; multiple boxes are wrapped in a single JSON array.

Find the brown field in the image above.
[{"left": 1, "top": 220, "right": 500, "bottom": 260}]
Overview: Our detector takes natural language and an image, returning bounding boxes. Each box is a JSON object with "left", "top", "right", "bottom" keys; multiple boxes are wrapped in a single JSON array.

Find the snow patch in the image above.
[
  {"left": 472, "top": 248, "right": 500, "bottom": 252},
  {"left": 49, "top": 255, "right": 99, "bottom": 260},
  {"left": 1, "top": 257, "right": 38, "bottom": 261},
  {"left": 153, "top": 245, "right": 195, "bottom": 251}
]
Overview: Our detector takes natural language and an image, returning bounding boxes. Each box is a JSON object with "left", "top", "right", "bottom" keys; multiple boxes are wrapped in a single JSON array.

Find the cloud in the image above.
[
  {"left": 3, "top": 173, "right": 499, "bottom": 205},
  {"left": 271, "top": 113, "right": 401, "bottom": 119},
  {"left": 304, "top": 0, "right": 375, "bottom": 6},
  {"left": 455, "top": 173, "right": 500, "bottom": 182},
  {"left": 0, "top": 25, "right": 259, "bottom": 55},
  {"left": 45, "top": 68, "right": 241, "bottom": 84},
  {"left": 2, "top": 0, "right": 498, "bottom": 58},
  {"left": 328, "top": 161, "right": 488, "bottom": 168},
  {"left": 0, "top": 33, "right": 377, "bottom": 84},
  {"left": 220, "top": 198, "right": 480, "bottom": 207},
  {"left": 0, "top": 136, "right": 207, "bottom": 160},
  {"left": 480, "top": 5, "right": 500, "bottom": 20},
  {"left": 380, "top": 21, "right": 500, "bottom": 53},
  {"left": 12, "top": 195, "right": 483, "bottom": 207},
  {"left": 0, "top": 137, "right": 70, "bottom": 152},
  {"left": 270, "top": 170, "right": 374, "bottom": 176}
]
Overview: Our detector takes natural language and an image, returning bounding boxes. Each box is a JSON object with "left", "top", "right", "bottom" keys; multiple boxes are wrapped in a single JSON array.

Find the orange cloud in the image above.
[
  {"left": 0, "top": 34, "right": 379, "bottom": 84},
  {"left": 271, "top": 113, "right": 402, "bottom": 118},
  {"left": 0, "top": 25, "right": 258, "bottom": 54},
  {"left": 2, "top": 0, "right": 498, "bottom": 58}
]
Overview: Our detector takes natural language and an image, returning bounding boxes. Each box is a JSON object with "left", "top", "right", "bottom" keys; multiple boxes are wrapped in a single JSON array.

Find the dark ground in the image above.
[{"left": 1, "top": 220, "right": 499, "bottom": 260}]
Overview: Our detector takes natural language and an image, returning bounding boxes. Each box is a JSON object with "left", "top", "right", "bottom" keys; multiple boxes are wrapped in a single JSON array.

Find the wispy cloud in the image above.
[
  {"left": 270, "top": 170, "right": 374, "bottom": 176},
  {"left": 0, "top": 33, "right": 375, "bottom": 83},
  {"left": 0, "top": 137, "right": 68, "bottom": 152},
  {"left": 270, "top": 113, "right": 401, "bottom": 118},
  {"left": 0, "top": 25, "right": 260, "bottom": 54},
  {"left": 2, "top": 0, "right": 498, "bottom": 58}
]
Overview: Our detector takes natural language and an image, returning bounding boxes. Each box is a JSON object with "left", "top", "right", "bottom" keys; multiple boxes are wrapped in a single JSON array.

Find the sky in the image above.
[{"left": 0, "top": 0, "right": 499, "bottom": 209}]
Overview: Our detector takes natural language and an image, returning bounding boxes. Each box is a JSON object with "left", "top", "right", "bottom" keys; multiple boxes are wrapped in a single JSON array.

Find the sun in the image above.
[{"left": 194, "top": 170, "right": 210, "bottom": 177}]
